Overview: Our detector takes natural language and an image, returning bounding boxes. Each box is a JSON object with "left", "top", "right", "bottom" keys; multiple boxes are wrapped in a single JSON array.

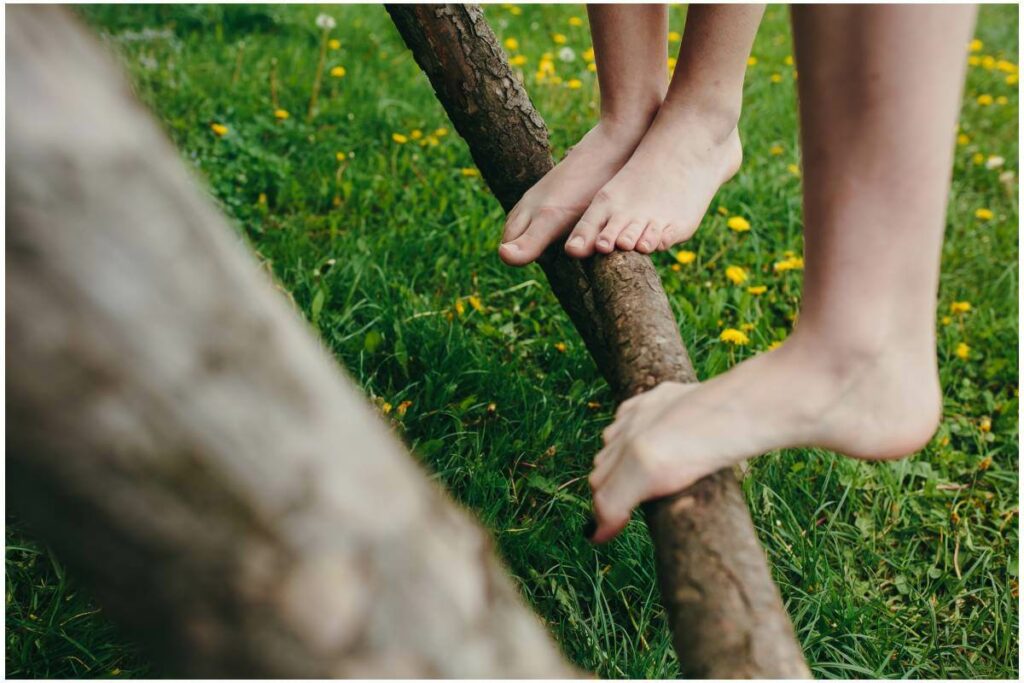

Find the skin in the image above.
[
  {"left": 499, "top": 4, "right": 764, "bottom": 266},
  {"left": 588, "top": 4, "right": 978, "bottom": 544},
  {"left": 499, "top": 4, "right": 668, "bottom": 266}
]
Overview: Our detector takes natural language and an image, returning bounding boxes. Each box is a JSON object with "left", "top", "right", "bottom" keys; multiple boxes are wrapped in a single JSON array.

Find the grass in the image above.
[{"left": 5, "top": 3, "right": 1019, "bottom": 678}]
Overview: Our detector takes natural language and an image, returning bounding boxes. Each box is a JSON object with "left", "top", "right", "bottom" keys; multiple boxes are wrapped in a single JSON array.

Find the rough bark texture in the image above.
[
  {"left": 387, "top": 4, "right": 811, "bottom": 678},
  {"left": 6, "top": 6, "right": 579, "bottom": 678}
]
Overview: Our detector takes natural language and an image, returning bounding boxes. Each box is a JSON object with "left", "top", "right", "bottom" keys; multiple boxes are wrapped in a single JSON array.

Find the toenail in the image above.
[
  {"left": 597, "top": 238, "right": 609, "bottom": 248},
  {"left": 501, "top": 243, "right": 519, "bottom": 252},
  {"left": 640, "top": 240, "right": 650, "bottom": 250},
  {"left": 567, "top": 236, "right": 584, "bottom": 248}
]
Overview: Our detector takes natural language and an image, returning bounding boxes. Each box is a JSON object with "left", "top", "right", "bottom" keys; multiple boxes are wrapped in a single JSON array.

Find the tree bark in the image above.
[
  {"left": 386, "top": 4, "right": 811, "bottom": 678},
  {"left": 5, "top": 6, "right": 578, "bottom": 678}
]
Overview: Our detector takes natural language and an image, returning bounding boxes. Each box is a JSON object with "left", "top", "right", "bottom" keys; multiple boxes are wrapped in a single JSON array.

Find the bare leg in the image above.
[
  {"left": 587, "top": 5, "right": 976, "bottom": 543},
  {"left": 565, "top": 4, "right": 764, "bottom": 256},
  {"left": 499, "top": 5, "right": 667, "bottom": 266}
]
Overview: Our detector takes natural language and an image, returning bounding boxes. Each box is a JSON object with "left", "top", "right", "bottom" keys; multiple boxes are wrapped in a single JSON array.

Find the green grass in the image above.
[{"left": 6, "top": 3, "right": 1019, "bottom": 678}]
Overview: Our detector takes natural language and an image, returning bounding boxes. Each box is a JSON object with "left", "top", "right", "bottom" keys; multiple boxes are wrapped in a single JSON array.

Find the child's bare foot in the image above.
[
  {"left": 564, "top": 104, "right": 742, "bottom": 257},
  {"left": 587, "top": 328, "right": 942, "bottom": 542},
  {"left": 499, "top": 119, "right": 653, "bottom": 267}
]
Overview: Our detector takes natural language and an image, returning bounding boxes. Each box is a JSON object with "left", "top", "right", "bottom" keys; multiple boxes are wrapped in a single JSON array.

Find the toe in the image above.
[
  {"left": 595, "top": 216, "right": 629, "bottom": 254},
  {"left": 615, "top": 221, "right": 646, "bottom": 250},
  {"left": 499, "top": 207, "right": 575, "bottom": 266},
  {"left": 636, "top": 222, "right": 663, "bottom": 254},
  {"left": 565, "top": 205, "right": 610, "bottom": 258},
  {"left": 658, "top": 224, "right": 678, "bottom": 250},
  {"left": 501, "top": 206, "right": 531, "bottom": 244}
]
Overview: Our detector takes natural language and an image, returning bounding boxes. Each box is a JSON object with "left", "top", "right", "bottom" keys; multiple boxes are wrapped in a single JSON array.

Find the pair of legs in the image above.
[
  {"left": 580, "top": 5, "right": 976, "bottom": 543},
  {"left": 499, "top": 4, "right": 761, "bottom": 265}
]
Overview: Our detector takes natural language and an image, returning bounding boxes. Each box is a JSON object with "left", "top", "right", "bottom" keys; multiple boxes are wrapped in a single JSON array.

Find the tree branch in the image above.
[{"left": 386, "top": 4, "right": 810, "bottom": 677}]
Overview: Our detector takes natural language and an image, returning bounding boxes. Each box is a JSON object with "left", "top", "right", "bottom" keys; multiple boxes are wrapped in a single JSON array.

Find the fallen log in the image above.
[
  {"left": 386, "top": 4, "right": 811, "bottom": 678},
  {"left": 6, "top": 6, "right": 578, "bottom": 677}
]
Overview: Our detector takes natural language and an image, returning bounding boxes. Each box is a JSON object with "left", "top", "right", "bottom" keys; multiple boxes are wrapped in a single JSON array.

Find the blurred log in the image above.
[
  {"left": 386, "top": 4, "right": 811, "bottom": 678},
  {"left": 5, "top": 6, "right": 578, "bottom": 678}
]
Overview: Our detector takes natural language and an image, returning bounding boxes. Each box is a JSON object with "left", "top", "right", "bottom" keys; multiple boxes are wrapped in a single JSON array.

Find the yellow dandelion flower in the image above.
[
  {"left": 670, "top": 263, "right": 681, "bottom": 272},
  {"left": 567, "top": 78, "right": 583, "bottom": 89},
  {"left": 460, "top": 167, "right": 480, "bottom": 177},
  {"left": 421, "top": 135, "right": 440, "bottom": 147},
  {"left": 979, "top": 416, "right": 992, "bottom": 433},
  {"left": 510, "top": 54, "right": 527, "bottom": 66},
  {"left": 972, "top": 152, "right": 986, "bottom": 165},
  {"left": 434, "top": 127, "right": 449, "bottom": 137},
  {"left": 554, "top": 341, "right": 567, "bottom": 353},
  {"left": 668, "top": 31, "right": 682, "bottom": 42},
  {"left": 740, "top": 323, "right": 755, "bottom": 332},
  {"left": 720, "top": 328, "right": 750, "bottom": 345},
  {"left": 330, "top": 65, "right": 347, "bottom": 78},
  {"left": 381, "top": 401, "right": 393, "bottom": 415},
  {"left": 396, "top": 400, "right": 413, "bottom": 417},
  {"left": 767, "top": 340, "right": 783, "bottom": 350},
  {"left": 770, "top": 144, "right": 784, "bottom": 155},
  {"left": 210, "top": 122, "right": 228, "bottom": 136},
  {"left": 392, "top": 133, "right": 409, "bottom": 144},
  {"left": 787, "top": 163, "right": 801, "bottom": 177},
  {"left": 552, "top": 33, "right": 567, "bottom": 45},
  {"left": 968, "top": 55, "right": 981, "bottom": 67},
  {"left": 727, "top": 216, "right": 751, "bottom": 232},
  {"left": 468, "top": 295, "right": 484, "bottom": 312},
  {"left": 335, "top": 151, "right": 347, "bottom": 162},
  {"left": 568, "top": 16, "right": 583, "bottom": 27},
  {"left": 668, "top": 57, "right": 677, "bottom": 70},
  {"left": 257, "top": 192, "right": 267, "bottom": 205},
  {"left": 582, "top": 47, "right": 595, "bottom": 61},
  {"left": 747, "top": 56, "right": 758, "bottom": 66},
  {"left": 974, "top": 207, "right": 994, "bottom": 220},
  {"left": 969, "top": 38, "right": 983, "bottom": 52},
  {"left": 1006, "top": 74, "right": 1018, "bottom": 85},
  {"left": 996, "top": 59, "right": 1018, "bottom": 73},
  {"left": 996, "top": 95, "right": 1008, "bottom": 105},
  {"left": 957, "top": 133, "right": 970, "bottom": 146},
  {"left": 508, "top": 5, "right": 522, "bottom": 16},
  {"left": 328, "top": 38, "right": 341, "bottom": 50},
  {"left": 981, "top": 55, "right": 996, "bottom": 70},
  {"left": 274, "top": 109, "right": 290, "bottom": 120},
  {"left": 587, "top": 62, "right": 597, "bottom": 72},
  {"left": 747, "top": 285, "right": 767, "bottom": 295},
  {"left": 770, "top": 73, "right": 783, "bottom": 84},
  {"left": 950, "top": 301, "right": 972, "bottom": 314},
  {"left": 504, "top": 37, "right": 519, "bottom": 51},
  {"left": 784, "top": 55, "right": 794, "bottom": 66},
  {"left": 941, "top": 315, "right": 952, "bottom": 325},
  {"left": 725, "top": 265, "right": 748, "bottom": 285},
  {"left": 675, "top": 250, "right": 696, "bottom": 265},
  {"left": 538, "top": 57, "right": 556, "bottom": 75},
  {"left": 409, "top": 129, "right": 423, "bottom": 140},
  {"left": 550, "top": 75, "right": 563, "bottom": 85},
  {"left": 717, "top": 206, "right": 730, "bottom": 216},
  {"left": 955, "top": 342, "right": 970, "bottom": 360},
  {"left": 774, "top": 256, "right": 805, "bottom": 272},
  {"left": 976, "top": 94, "right": 994, "bottom": 106},
  {"left": 455, "top": 299, "right": 465, "bottom": 316}
]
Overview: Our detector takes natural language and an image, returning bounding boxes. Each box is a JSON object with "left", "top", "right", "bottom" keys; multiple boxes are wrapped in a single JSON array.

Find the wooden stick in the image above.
[{"left": 386, "top": 4, "right": 810, "bottom": 677}]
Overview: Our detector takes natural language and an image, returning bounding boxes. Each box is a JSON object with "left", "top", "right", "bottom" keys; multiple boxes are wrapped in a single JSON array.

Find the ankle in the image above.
[
  {"left": 786, "top": 322, "right": 936, "bottom": 382},
  {"left": 599, "top": 96, "right": 663, "bottom": 138},
  {"left": 658, "top": 93, "right": 740, "bottom": 144}
]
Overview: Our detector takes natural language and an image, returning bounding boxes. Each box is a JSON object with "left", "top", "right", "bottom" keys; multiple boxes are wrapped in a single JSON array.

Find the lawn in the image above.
[{"left": 5, "top": 3, "right": 1019, "bottom": 678}]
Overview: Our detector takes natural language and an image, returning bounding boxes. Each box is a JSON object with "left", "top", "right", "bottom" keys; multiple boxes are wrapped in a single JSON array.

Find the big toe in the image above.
[{"left": 499, "top": 213, "right": 570, "bottom": 266}]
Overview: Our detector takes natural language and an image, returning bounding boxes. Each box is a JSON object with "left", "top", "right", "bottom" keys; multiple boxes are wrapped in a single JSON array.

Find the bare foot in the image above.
[
  {"left": 564, "top": 105, "right": 742, "bottom": 257},
  {"left": 587, "top": 330, "right": 942, "bottom": 543},
  {"left": 499, "top": 119, "right": 652, "bottom": 267}
]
